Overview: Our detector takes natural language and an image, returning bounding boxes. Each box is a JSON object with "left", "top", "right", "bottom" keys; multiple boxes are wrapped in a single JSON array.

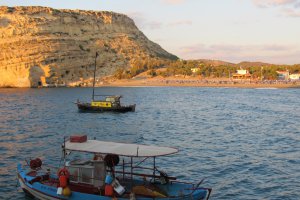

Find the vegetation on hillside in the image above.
[
  {"left": 113, "top": 59, "right": 300, "bottom": 80},
  {"left": 113, "top": 58, "right": 172, "bottom": 79}
]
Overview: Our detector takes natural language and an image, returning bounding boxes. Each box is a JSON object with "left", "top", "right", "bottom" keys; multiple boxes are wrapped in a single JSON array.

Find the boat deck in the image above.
[{"left": 25, "top": 170, "right": 204, "bottom": 198}]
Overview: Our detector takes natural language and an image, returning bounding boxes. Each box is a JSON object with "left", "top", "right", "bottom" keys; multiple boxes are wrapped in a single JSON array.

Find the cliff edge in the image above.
[{"left": 0, "top": 6, "right": 177, "bottom": 87}]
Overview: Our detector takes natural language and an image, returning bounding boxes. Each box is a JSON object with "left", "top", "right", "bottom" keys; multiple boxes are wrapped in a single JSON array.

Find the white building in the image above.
[
  {"left": 236, "top": 69, "right": 248, "bottom": 75},
  {"left": 289, "top": 74, "right": 300, "bottom": 80},
  {"left": 191, "top": 68, "right": 200, "bottom": 73},
  {"left": 232, "top": 69, "right": 251, "bottom": 79}
]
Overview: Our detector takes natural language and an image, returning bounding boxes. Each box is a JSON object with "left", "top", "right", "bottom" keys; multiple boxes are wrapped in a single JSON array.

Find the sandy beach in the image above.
[{"left": 99, "top": 77, "right": 300, "bottom": 89}]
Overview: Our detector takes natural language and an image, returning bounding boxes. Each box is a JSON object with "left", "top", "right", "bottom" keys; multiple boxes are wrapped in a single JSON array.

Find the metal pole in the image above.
[
  {"left": 131, "top": 157, "right": 133, "bottom": 180},
  {"left": 123, "top": 159, "right": 125, "bottom": 180},
  {"left": 153, "top": 157, "right": 156, "bottom": 183},
  {"left": 131, "top": 157, "right": 133, "bottom": 188},
  {"left": 92, "top": 52, "right": 98, "bottom": 101},
  {"left": 63, "top": 136, "right": 66, "bottom": 167}
]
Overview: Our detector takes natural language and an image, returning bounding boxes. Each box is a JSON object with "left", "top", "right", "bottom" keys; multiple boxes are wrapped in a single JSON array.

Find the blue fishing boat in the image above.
[{"left": 17, "top": 136, "right": 212, "bottom": 199}]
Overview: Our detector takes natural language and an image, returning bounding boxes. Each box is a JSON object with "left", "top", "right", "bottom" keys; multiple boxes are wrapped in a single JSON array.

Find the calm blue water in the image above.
[{"left": 0, "top": 87, "right": 299, "bottom": 199}]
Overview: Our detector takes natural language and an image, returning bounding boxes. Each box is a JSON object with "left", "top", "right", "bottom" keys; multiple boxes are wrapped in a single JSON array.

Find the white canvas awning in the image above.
[{"left": 65, "top": 140, "right": 178, "bottom": 157}]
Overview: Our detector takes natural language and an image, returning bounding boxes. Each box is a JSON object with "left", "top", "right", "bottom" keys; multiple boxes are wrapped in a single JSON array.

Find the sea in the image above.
[{"left": 0, "top": 87, "right": 299, "bottom": 200}]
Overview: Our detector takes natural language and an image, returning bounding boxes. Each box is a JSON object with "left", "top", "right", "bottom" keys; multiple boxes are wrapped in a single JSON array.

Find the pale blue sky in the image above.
[{"left": 2, "top": 0, "right": 300, "bottom": 64}]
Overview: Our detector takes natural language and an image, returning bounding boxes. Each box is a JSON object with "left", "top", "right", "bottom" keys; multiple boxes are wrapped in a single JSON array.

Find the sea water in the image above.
[{"left": 0, "top": 87, "right": 299, "bottom": 199}]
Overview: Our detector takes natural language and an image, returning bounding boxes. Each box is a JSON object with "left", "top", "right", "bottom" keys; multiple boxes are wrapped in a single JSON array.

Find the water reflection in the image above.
[{"left": 0, "top": 87, "right": 299, "bottom": 199}]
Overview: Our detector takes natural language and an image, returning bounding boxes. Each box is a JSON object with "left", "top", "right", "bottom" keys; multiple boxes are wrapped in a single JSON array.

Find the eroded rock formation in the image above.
[{"left": 0, "top": 6, "right": 177, "bottom": 87}]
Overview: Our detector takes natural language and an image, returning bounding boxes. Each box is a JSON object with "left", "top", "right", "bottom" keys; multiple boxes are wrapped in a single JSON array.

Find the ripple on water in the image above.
[{"left": 0, "top": 87, "right": 300, "bottom": 199}]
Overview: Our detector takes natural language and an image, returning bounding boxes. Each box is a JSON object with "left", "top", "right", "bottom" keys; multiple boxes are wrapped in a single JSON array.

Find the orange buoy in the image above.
[{"left": 105, "top": 185, "right": 114, "bottom": 196}]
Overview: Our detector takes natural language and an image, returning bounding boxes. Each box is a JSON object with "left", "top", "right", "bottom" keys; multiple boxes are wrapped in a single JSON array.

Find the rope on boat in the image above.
[
  {"left": 190, "top": 178, "right": 205, "bottom": 195},
  {"left": 15, "top": 173, "right": 20, "bottom": 187}
]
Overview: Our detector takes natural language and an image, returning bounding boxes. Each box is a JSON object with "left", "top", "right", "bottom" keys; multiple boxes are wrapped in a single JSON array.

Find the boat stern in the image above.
[{"left": 194, "top": 187, "right": 212, "bottom": 200}]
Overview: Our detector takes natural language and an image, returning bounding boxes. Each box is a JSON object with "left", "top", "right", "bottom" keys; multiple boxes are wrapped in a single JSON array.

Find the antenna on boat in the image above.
[
  {"left": 63, "top": 136, "right": 67, "bottom": 166},
  {"left": 92, "top": 52, "right": 99, "bottom": 101}
]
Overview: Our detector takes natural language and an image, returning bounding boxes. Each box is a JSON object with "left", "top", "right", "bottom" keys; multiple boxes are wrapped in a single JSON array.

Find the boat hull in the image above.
[
  {"left": 17, "top": 164, "right": 211, "bottom": 200},
  {"left": 76, "top": 103, "right": 136, "bottom": 113}
]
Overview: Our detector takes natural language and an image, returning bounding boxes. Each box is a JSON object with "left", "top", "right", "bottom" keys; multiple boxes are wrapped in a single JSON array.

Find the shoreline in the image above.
[
  {"left": 99, "top": 78, "right": 300, "bottom": 89},
  {"left": 1, "top": 78, "right": 300, "bottom": 89}
]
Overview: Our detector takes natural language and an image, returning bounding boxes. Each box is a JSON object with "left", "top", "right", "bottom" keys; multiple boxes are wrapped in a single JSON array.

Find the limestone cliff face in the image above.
[{"left": 0, "top": 6, "right": 177, "bottom": 87}]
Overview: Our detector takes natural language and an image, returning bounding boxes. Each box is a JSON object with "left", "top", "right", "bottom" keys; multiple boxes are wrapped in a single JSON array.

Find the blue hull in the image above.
[{"left": 17, "top": 164, "right": 211, "bottom": 200}]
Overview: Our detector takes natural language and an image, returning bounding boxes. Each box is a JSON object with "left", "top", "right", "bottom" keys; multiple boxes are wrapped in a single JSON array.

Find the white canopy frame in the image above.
[
  {"left": 62, "top": 138, "right": 179, "bottom": 184},
  {"left": 65, "top": 140, "right": 179, "bottom": 157}
]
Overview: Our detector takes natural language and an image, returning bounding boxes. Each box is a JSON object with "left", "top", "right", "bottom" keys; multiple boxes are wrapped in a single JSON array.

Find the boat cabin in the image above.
[
  {"left": 67, "top": 159, "right": 106, "bottom": 188},
  {"left": 91, "top": 95, "right": 122, "bottom": 108}
]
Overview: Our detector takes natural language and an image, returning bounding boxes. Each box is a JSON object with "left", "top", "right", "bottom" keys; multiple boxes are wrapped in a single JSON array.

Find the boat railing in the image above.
[
  {"left": 93, "top": 95, "right": 122, "bottom": 97},
  {"left": 62, "top": 168, "right": 170, "bottom": 186},
  {"left": 110, "top": 159, "right": 177, "bottom": 184},
  {"left": 110, "top": 170, "right": 177, "bottom": 181}
]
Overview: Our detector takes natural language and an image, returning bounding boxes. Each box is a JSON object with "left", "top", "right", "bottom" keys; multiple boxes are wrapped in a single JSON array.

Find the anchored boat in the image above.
[
  {"left": 17, "top": 136, "right": 212, "bottom": 200},
  {"left": 75, "top": 52, "right": 136, "bottom": 113},
  {"left": 76, "top": 95, "right": 136, "bottom": 113}
]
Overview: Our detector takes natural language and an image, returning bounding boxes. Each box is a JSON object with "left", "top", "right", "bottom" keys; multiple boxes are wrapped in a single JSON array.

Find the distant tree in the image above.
[
  {"left": 157, "top": 70, "right": 168, "bottom": 77},
  {"left": 113, "top": 68, "right": 125, "bottom": 79},
  {"left": 148, "top": 69, "right": 157, "bottom": 77}
]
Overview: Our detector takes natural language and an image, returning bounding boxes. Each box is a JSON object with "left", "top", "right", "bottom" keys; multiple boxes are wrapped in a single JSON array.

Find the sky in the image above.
[{"left": 1, "top": 0, "right": 300, "bottom": 64}]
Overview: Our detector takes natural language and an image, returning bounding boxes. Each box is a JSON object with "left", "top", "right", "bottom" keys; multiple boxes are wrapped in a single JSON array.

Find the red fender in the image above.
[{"left": 57, "top": 168, "right": 70, "bottom": 188}]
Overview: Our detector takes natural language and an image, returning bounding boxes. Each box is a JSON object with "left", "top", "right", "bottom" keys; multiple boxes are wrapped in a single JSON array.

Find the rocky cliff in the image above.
[{"left": 0, "top": 6, "right": 177, "bottom": 87}]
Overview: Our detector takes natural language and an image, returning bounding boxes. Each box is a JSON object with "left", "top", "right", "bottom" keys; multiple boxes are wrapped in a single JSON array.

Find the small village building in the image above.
[
  {"left": 276, "top": 70, "right": 289, "bottom": 80},
  {"left": 289, "top": 73, "right": 300, "bottom": 80},
  {"left": 191, "top": 68, "right": 200, "bottom": 73},
  {"left": 232, "top": 69, "right": 251, "bottom": 79}
]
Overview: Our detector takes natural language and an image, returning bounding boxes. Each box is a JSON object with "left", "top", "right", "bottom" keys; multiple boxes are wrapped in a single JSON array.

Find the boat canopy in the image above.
[{"left": 65, "top": 140, "right": 178, "bottom": 157}]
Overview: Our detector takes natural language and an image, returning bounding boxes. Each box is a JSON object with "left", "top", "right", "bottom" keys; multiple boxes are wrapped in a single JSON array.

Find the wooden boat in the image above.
[
  {"left": 17, "top": 136, "right": 212, "bottom": 200},
  {"left": 76, "top": 52, "right": 135, "bottom": 113},
  {"left": 76, "top": 95, "right": 136, "bottom": 113}
]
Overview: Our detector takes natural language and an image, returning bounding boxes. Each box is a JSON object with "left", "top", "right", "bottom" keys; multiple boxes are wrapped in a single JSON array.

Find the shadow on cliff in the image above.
[
  {"left": 29, "top": 65, "right": 45, "bottom": 87},
  {"left": 0, "top": 17, "right": 11, "bottom": 27}
]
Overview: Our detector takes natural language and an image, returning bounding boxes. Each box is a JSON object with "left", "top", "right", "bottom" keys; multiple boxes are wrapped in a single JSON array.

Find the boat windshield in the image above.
[{"left": 105, "top": 97, "right": 116, "bottom": 102}]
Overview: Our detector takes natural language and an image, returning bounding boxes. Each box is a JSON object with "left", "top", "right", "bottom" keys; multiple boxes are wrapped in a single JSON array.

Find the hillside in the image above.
[
  {"left": 196, "top": 59, "right": 235, "bottom": 67},
  {"left": 0, "top": 6, "right": 177, "bottom": 87},
  {"left": 196, "top": 59, "right": 285, "bottom": 68}
]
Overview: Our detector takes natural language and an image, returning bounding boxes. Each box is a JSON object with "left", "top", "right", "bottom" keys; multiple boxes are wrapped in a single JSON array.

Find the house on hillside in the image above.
[
  {"left": 276, "top": 70, "right": 289, "bottom": 80},
  {"left": 232, "top": 69, "right": 251, "bottom": 80},
  {"left": 289, "top": 73, "right": 300, "bottom": 80},
  {"left": 191, "top": 68, "right": 200, "bottom": 73}
]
